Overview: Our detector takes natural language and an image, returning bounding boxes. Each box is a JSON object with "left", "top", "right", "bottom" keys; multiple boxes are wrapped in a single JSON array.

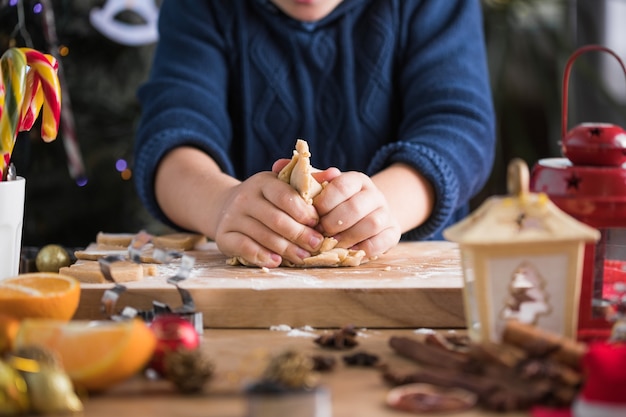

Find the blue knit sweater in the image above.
[{"left": 134, "top": 0, "right": 495, "bottom": 240}]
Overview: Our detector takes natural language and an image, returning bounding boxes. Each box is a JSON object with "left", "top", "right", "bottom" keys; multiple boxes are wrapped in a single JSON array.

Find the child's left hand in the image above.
[{"left": 311, "top": 169, "right": 401, "bottom": 258}]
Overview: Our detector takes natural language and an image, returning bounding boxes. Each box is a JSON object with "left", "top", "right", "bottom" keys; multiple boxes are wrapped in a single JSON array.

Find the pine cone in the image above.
[
  {"left": 262, "top": 350, "right": 318, "bottom": 390},
  {"left": 311, "top": 355, "right": 337, "bottom": 372},
  {"left": 163, "top": 348, "right": 214, "bottom": 394}
]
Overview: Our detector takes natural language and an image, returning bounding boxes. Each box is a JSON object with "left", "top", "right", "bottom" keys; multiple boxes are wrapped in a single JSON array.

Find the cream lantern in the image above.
[{"left": 444, "top": 159, "right": 600, "bottom": 342}]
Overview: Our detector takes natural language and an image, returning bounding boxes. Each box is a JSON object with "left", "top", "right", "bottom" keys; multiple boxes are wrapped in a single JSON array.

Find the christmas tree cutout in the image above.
[{"left": 500, "top": 261, "right": 551, "bottom": 325}]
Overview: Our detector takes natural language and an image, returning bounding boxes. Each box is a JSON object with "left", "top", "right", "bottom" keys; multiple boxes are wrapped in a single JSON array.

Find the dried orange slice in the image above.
[
  {"left": 14, "top": 319, "right": 156, "bottom": 392},
  {"left": 0, "top": 273, "right": 80, "bottom": 321}
]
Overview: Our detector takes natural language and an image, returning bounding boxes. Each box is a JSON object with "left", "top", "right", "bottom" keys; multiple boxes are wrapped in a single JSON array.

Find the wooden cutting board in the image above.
[{"left": 73, "top": 241, "right": 466, "bottom": 329}]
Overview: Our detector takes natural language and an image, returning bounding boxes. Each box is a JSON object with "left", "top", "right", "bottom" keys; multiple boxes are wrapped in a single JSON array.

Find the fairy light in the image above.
[
  {"left": 115, "top": 159, "right": 127, "bottom": 172},
  {"left": 33, "top": 2, "right": 42, "bottom": 13},
  {"left": 58, "top": 45, "right": 69, "bottom": 57},
  {"left": 115, "top": 159, "right": 132, "bottom": 180}
]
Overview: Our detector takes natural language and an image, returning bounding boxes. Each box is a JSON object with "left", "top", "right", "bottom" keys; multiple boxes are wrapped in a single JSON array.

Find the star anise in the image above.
[
  {"left": 342, "top": 351, "right": 380, "bottom": 367},
  {"left": 311, "top": 355, "right": 337, "bottom": 372},
  {"left": 314, "top": 325, "right": 358, "bottom": 350}
]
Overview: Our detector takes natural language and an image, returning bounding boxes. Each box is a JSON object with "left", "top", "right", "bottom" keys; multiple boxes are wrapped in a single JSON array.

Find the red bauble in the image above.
[{"left": 149, "top": 315, "right": 200, "bottom": 375}]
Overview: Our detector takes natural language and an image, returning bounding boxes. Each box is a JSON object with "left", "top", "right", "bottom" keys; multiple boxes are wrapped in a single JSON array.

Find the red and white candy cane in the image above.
[
  {"left": 0, "top": 47, "right": 28, "bottom": 179},
  {"left": 20, "top": 48, "right": 61, "bottom": 142},
  {"left": 0, "top": 47, "right": 61, "bottom": 180}
]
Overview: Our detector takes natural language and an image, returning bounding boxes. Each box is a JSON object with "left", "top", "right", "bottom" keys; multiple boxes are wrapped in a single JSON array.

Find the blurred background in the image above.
[{"left": 1, "top": 0, "right": 625, "bottom": 249}]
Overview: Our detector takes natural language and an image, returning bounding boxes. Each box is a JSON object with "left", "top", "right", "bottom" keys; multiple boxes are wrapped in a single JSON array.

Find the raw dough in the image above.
[
  {"left": 229, "top": 139, "right": 366, "bottom": 268},
  {"left": 59, "top": 260, "right": 155, "bottom": 283},
  {"left": 152, "top": 233, "right": 207, "bottom": 251},
  {"left": 277, "top": 139, "right": 323, "bottom": 204},
  {"left": 67, "top": 231, "right": 204, "bottom": 283},
  {"left": 96, "top": 231, "right": 206, "bottom": 251},
  {"left": 96, "top": 232, "right": 136, "bottom": 247},
  {"left": 74, "top": 243, "right": 161, "bottom": 264},
  {"left": 83, "top": 232, "right": 206, "bottom": 264},
  {"left": 74, "top": 247, "right": 128, "bottom": 261}
]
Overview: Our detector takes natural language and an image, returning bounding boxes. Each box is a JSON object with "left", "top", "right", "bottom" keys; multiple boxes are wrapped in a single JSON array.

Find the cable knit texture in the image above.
[{"left": 134, "top": 0, "right": 495, "bottom": 240}]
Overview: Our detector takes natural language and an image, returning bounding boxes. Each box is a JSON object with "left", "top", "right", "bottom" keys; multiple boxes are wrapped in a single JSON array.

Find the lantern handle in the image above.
[
  {"left": 507, "top": 158, "right": 529, "bottom": 197},
  {"left": 562, "top": 45, "right": 626, "bottom": 139}
]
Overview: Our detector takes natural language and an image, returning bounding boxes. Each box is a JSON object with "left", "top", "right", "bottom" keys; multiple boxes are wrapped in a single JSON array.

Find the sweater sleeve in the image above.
[
  {"left": 369, "top": 0, "right": 495, "bottom": 240},
  {"left": 133, "top": 0, "right": 234, "bottom": 227}
]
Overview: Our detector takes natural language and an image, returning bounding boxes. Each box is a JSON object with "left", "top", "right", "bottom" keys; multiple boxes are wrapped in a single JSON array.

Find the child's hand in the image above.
[
  {"left": 312, "top": 170, "right": 401, "bottom": 258},
  {"left": 213, "top": 171, "right": 324, "bottom": 268}
]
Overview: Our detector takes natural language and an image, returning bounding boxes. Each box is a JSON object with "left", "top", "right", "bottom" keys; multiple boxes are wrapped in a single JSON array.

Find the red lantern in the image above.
[{"left": 530, "top": 45, "right": 626, "bottom": 341}]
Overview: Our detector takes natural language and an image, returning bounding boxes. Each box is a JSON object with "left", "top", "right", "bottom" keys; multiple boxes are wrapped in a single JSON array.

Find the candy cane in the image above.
[
  {"left": 19, "top": 60, "right": 44, "bottom": 132},
  {"left": 21, "top": 48, "right": 61, "bottom": 142},
  {"left": 0, "top": 48, "right": 27, "bottom": 178},
  {"left": 0, "top": 47, "right": 61, "bottom": 179}
]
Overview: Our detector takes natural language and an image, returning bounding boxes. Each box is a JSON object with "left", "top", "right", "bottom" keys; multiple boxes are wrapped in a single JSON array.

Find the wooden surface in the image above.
[
  {"left": 74, "top": 241, "right": 466, "bottom": 328},
  {"left": 81, "top": 328, "right": 530, "bottom": 417}
]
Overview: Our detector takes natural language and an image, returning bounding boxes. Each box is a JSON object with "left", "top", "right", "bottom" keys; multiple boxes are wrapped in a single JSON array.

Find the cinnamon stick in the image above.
[
  {"left": 382, "top": 366, "right": 552, "bottom": 412},
  {"left": 389, "top": 336, "right": 469, "bottom": 370},
  {"left": 502, "top": 320, "right": 587, "bottom": 369}
]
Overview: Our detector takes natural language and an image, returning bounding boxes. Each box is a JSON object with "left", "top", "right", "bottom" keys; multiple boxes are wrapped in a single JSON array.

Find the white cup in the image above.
[{"left": 0, "top": 176, "right": 25, "bottom": 280}]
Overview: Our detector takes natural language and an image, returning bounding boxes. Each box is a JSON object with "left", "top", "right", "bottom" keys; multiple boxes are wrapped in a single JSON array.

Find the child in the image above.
[{"left": 133, "top": 0, "right": 495, "bottom": 267}]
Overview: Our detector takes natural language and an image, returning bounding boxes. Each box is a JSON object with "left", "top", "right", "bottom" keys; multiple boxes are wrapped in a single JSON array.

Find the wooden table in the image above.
[
  {"left": 70, "top": 241, "right": 545, "bottom": 416},
  {"left": 82, "top": 328, "right": 530, "bottom": 417}
]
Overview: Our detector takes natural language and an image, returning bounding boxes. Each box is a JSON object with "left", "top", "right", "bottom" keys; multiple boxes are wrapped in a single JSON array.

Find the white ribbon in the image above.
[{"left": 89, "top": 0, "right": 159, "bottom": 46}]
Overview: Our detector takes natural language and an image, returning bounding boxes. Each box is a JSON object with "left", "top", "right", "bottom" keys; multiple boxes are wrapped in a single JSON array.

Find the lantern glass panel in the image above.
[
  {"left": 487, "top": 254, "right": 569, "bottom": 338},
  {"left": 461, "top": 251, "right": 481, "bottom": 340},
  {"left": 593, "top": 228, "right": 626, "bottom": 319}
]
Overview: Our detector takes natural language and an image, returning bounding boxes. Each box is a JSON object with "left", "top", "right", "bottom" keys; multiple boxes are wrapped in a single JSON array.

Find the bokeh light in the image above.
[
  {"left": 76, "top": 176, "right": 88, "bottom": 187},
  {"left": 115, "top": 159, "right": 128, "bottom": 172}
]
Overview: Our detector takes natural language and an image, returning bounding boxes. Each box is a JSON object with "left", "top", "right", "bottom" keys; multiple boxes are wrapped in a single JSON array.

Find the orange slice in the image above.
[
  {"left": 0, "top": 313, "right": 20, "bottom": 353},
  {"left": 14, "top": 319, "right": 156, "bottom": 392},
  {"left": 0, "top": 273, "right": 80, "bottom": 321}
]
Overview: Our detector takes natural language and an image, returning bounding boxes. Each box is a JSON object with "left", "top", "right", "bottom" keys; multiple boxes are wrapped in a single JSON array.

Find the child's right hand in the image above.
[{"left": 213, "top": 171, "right": 324, "bottom": 268}]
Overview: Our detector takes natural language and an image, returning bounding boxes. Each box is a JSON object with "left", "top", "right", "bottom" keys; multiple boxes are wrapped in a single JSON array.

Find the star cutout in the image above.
[
  {"left": 589, "top": 127, "right": 602, "bottom": 137},
  {"left": 566, "top": 173, "right": 582, "bottom": 190}
]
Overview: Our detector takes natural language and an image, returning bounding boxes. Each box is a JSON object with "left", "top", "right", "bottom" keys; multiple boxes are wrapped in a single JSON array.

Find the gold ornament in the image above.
[
  {"left": 35, "top": 244, "right": 71, "bottom": 273},
  {"left": 9, "top": 346, "right": 83, "bottom": 414},
  {"left": 0, "top": 360, "right": 29, "bottom": 415},
  {"left": 19, "top": 366, "right": 83, "bottom": 414}
]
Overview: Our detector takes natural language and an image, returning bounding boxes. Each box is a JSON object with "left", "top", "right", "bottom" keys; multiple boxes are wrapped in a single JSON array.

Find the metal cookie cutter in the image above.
[
  {"left": 99, "top": 235, "right": 203, "bottom": 334},
  {"left": 128, "top": 230, "right": 153, "bottom": 263}
]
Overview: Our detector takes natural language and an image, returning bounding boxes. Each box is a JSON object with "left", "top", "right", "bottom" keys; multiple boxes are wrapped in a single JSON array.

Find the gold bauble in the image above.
[
  {"left": 35, "top": 244, "right": 71, "bottom": 273},
  {"left": 20, "top": 367, "right": 83, "bottom": 414},
  {"left": 0, "top": 360, "right": 29, "bottom": 415},
  {"left": 10, "top": 347, "right": 83, "bottom": 414}
]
